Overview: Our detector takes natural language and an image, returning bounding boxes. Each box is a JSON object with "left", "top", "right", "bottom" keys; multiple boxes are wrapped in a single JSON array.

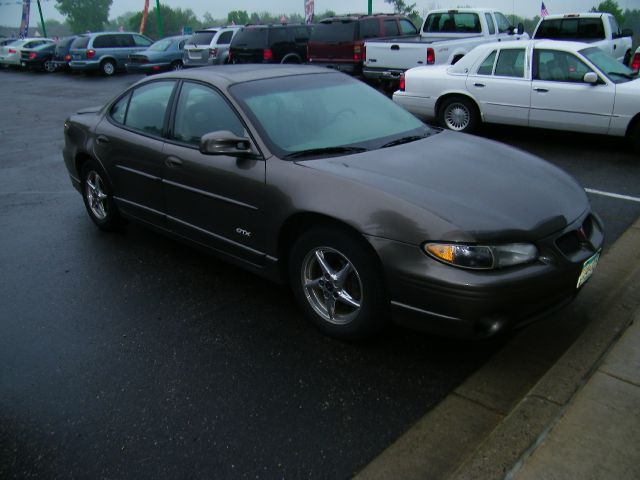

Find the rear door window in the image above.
[
  {"left": 124, "top": 81, "right": 176, "bottom": 136},
  {"left": 233, "top": 28, "right": 267, "bottom": 48},
  {"left": 359, "top": 19, "right": 379, "bottom": 39},
  {"left": 383, "top": 19, "right": 400, "bottom": 36},
  {"left": 399, "top": 19, "right": 418, "bottom": 35},
  {"left": 495, "top": 13, "right": 512, "bottom": 33},
  {"left": 92, "top": 35, "right": 116, "bottom": 48},
  {"left": 494, "top": 48, "right": 526, "bottom": 78},
  {"left": 133, "top": 35, "right": 152, "bottom": 47},
  {"left": 476, "top": 50, "right": 497, "bottom": 75},
  {"left": 484, "top": 13, "right": 496, "bottom": 35},
  {"left": 110, "top": 93, "right": 131, "bottom": 125},
  {"left": 269, "top": 28, "right": 289, "bottom": 45},
  {"left": 190, "top": 31, "right": 217, "bottom": 46}
]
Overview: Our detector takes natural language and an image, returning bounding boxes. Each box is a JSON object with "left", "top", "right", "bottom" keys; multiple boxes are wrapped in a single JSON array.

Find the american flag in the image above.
[{"left": 541, "top": 2, "right": 550, "bottom": 17}]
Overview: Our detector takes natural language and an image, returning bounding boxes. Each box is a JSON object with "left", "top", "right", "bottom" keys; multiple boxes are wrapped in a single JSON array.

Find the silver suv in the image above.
[{"left": 183, "top": 26, "right": 241, "bottom": 67}]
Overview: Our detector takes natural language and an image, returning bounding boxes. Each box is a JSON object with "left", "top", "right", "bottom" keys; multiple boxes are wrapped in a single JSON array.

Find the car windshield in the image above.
[
  {"left": 149, "top": 38, "right": 173, "bottom": 51},
  {"left": 581, "top": 46, "right": 637, "bottom": 83},
  {"left": 230, "top": 73, "right": 430, "bottom": 158}
]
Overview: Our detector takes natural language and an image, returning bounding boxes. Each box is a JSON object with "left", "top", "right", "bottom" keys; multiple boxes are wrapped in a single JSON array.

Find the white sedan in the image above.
[
  {"left": 0, "top": 38, "right": 54, "bottom": 67},
  {"left": 393, "top": 40, "right": 640, "bottom": 151}
]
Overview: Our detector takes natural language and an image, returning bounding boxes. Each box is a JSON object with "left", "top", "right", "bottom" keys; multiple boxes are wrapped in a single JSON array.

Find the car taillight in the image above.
[
  {"left": 427, "top": 48, "right": 435, "bottom": 65},
  {"left": 29, "top": 52, "right": 37, "bottom": 60},
  {"left": 65, "top": 54, "right": 71, "bottom": 61},
  {"left": 263, "top": 48, "right": 273, "bottom": 61},
  {"left": 632, "top": 52, "right": 640, "bottom": 71},
  {"left": 354, "top": 44, "right": 362, "bottom": 62},
  {"left": 209, "top": 48, "right": 218, "bottom": 58},
  {"left": 8, "top": 48, "right": 16, "bottom": 54},
  {"left": 86, "top": 49, "right": 96, "bottom": 59},
  {"left": 399, "top": 73, "right": 405, "bottom": 91}
]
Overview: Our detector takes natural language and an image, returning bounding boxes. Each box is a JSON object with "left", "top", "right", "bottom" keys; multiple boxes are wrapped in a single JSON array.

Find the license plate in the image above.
[{"left": 577, "top": 250, "right": 600, "bottom": 289}]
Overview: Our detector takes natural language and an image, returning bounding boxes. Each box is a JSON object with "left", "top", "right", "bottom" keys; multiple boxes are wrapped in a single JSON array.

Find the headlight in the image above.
[{"left": 424, "top": 243, "right": 538, "bottom": 270}]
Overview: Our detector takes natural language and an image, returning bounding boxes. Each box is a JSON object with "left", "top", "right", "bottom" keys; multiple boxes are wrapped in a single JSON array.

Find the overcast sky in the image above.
[{"left": 1, "top": 0, "right": 638, "bottom": 28}]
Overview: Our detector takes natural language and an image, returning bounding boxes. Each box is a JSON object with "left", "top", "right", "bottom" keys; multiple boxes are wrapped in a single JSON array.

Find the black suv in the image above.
[
  {"left": 307, "top": 14, "right": 418, "bottom": 75},
  {"left": 229, "top": 24, "right": 313, "bottom": 64}
]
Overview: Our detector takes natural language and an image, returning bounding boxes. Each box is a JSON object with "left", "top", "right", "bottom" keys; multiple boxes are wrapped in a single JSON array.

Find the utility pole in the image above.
[
  {"left": 368, "top": 0, "right": 372, "bottom": 15},
  {"left": 37, "top": 0, "right": 47, "bottom": 38},
  {"left": 155, "top": 0, "right": 164, "bottom": 38}
]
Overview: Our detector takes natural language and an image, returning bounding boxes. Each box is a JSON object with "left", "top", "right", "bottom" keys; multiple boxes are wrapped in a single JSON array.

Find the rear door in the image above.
[
  {"left": 94, "top": 80, "right": 177, "bottom": 226},
  {"left": 162, "top": 81, "right": 266, "bottom": 263},
  {"left": 466, "top": 47, "right": 531, "bottom": 126}
]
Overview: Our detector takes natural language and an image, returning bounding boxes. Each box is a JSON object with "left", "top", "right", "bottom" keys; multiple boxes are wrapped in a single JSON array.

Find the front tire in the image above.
[
  {"left": 289, "top": 226, "right": 388, "bottom": 339},
  {"left": 438, "top": 96, "right": 479, "bottom": 133},
  {"left": 80, "top": 160, "right": 124, "bottom": 231}
]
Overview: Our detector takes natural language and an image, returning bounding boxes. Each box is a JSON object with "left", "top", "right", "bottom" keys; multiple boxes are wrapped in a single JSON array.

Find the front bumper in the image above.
[{"left": 366, "top": 212, "right": 604, "bottom": 338}]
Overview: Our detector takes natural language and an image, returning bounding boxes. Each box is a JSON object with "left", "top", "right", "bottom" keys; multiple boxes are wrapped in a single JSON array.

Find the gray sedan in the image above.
[{"left": 62, "top": 65, "right": 603, "bottom": 339}]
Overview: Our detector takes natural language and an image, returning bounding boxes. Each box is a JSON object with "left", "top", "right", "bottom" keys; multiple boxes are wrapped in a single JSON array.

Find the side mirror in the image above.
[
  {"left": 621, "top": 28, "right": 633, "bottom": 38},
  {"left": 583, "top": 72, "right": 598, "bottom": 85},
  {"left": 510, "top": 23, "right": 524, "bottom": 35},
  {"left": 199, "top": 130, "right": 256, "bottom": 157}
]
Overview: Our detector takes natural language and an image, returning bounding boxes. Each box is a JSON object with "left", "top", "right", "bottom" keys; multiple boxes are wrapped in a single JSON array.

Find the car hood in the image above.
[{"left": 298, "top": 130, "right": 588, "bottom": 241}]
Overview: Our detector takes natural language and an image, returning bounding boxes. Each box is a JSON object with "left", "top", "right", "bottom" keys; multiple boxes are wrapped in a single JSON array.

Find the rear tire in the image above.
[
  {"left": 170, "top": 60, "right": 183, "bottom": 71},
  {"left": 100, "top": 59, "right": 116, "bottom": 77},
  {"left": 289, "top": 226, "right": 388, "bottom": 340},
  {"left": 438, "top": 96, "right": 479, "bottom": 133},
  {"left": 44, "top": 60, "right": 56, "bottom": 73},
  {"left": 80, "top": 160, "right": 124, "bottom": 231}
]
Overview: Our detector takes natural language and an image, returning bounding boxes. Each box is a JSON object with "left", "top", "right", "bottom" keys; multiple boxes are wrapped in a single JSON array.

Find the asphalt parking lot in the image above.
[{"left": 1, "top": 68, "right": 639, "bottom": 479}]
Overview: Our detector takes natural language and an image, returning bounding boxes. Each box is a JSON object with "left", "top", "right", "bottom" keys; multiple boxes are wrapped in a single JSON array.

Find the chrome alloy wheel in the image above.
[
  {"left": 102, "top": 61, "right": 115, "bottom": 76},
  {"left": 301, "top": 247, "right": 363, "bottom": 325},
  {"left": 444, "top": 102, "right": 471, "bottom": 131},
  {"left": 85, "top": 171, "right": 108, "bottom": 221}
]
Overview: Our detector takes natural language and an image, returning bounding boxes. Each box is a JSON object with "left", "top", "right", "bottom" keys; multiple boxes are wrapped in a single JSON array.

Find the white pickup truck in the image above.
[
  {"left": 363, "top": 8, "right": 528, "bottom": 87},
  {"left": 532, "top": 13, "right": 633, "bottom": 65}
]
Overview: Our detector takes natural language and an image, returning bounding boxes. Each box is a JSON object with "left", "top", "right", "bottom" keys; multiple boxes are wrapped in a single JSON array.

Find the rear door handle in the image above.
[
  {"left": 390, "top": 44, "right": 400, "bottom": 50},
  {"left": 165, "top": 156, "right": 183, "bottom": 168},
  {"left": 533, "top": 87, "right": 549, "bottom": 93},
  {"left": 96, "top": 135, "right": 110, "bottom": 145},
  {"left": 474, "top": 83, "right": 485, "bottom": 87}
]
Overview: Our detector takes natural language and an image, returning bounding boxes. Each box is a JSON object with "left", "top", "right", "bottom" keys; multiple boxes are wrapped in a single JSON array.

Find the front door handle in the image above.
[
  {"left": 390, "top": 44, "right": 400, "bottom": 50},
  {"left": 165, "top": 156, "right": 183, "bottom": 168},
  {"left": 96, "top": 135, "right": 110, "bottom": 145},
  {"left": 533, "top": 87, "right": 549, "bottom": 93},
  {"left": 474, "top": 83, "right": 485, "bottom": 87}
]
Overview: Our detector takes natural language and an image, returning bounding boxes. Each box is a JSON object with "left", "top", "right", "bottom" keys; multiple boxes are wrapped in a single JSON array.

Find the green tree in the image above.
[
  {"left": 128, "top": 5, "right": 199, "bottom": 38},
  {"left": 228, "top": 10, "right": 250, "bottom": 25},
  {"left": 384, "top": 0, "right": 421, "bottom": 26},
  {"left": 591, "top": 0, "right": 625, "bottom": 25},
  {"left": 56, "top": 0, "right": 113, "bottom": 33},
  {"left": 104, "top": 11, "right": 136, "bottom": 31},
  {"left": 315, "top": 10, "right": 336, "bottom": 21}
]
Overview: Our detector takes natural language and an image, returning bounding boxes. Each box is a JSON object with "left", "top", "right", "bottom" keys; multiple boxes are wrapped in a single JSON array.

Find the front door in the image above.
[
  {"left": 529, "top": 49, "right": 615, "bottom": 134},
  {"left": 162, "top": 81, "right": 267, "bottom": 265}
]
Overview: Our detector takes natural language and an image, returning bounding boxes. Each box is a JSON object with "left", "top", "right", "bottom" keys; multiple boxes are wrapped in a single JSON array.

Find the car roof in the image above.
[
  {"left": 472, "top": 39, "right": 597, "bottom": 53},
  {"left": 426, "top": 8, "right": 500, "bottom": 14},
  {"left": 140, "top": 64, "right": 336, "bottom": 88},
  {"left": 540, "top": 13, "right": 607, "bottom": 20}
]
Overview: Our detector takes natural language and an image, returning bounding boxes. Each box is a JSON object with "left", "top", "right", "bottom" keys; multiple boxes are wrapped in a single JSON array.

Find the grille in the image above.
[{"left": 555, "top": 215, "right": 595, "bottom": 256}]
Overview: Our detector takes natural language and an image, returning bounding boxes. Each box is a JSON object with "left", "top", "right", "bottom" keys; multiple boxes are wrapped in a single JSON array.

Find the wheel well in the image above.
[
  {"left": 276, "top": 212, "right": 382, "bottom": 281},
  {"left": 435, "top": 93, "right": 480, "bottom": 119},
  {"left": 280, "top": 54, "right": 301, "bottom": 64},
  {"left": 625, "top": 113, "right": 640, "bottom": 138},
  {"left": 75, "top": 152, "right": 92, "bottom": 178},
  {"left": 100, "top": 57, "right": 117, "bottom": 66}
]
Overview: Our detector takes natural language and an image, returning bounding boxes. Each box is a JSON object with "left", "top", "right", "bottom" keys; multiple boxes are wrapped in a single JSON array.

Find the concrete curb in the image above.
[{"left": 356, "top": 217, "right": 640, "bottom": 480}]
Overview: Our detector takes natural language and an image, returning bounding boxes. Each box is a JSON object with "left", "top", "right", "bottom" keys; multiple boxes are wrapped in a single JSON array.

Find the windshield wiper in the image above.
[
  {"left": 284, "top": 146, "right": 367, "bottom": 159},
  {"left": 381, "top": 134, "right": 430, "bottom": 148}
]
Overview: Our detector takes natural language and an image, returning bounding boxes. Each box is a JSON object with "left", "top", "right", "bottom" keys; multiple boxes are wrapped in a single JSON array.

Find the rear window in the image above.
[
  {"left": 232, "top": 28, "right": 268, "bottom": 48},
  {"left": 423, "top": 12, "right": 481, "bottom": 33},
  {"left": 57, "top": 37, "right": 76, "bottom": 49},
  {"left": 190, "top": 31, "right": 217, "bottom": 45},
  {"left": 311, "top": 21, "right": 357, "bottom": 42},
  {"left": 71, "top": 36, "right": 90, "bottom": 49},
  {"left": 535, "top": 18, "right": 605, "bottom": 40}
]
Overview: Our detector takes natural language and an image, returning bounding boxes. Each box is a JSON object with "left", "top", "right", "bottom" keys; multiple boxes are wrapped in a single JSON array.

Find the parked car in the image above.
[
  {"left": 229, "top": 24, "right": 313, "bottom": 64},
  {"left": 363, "top": 8, "right": 527, "bottom": 88},
  {"left": 0, "top": 38, "right": 17, "bottom": 47},
  {"left": 68, "top": 32, "right": 154, "bottom": 76},
  {"left": 183, "top": 26, "right": 241, "bottom": 67},
  {"left": 0, "top": 38, "right": 54, "bottom": 67},
  {"left": 63, "top": 65, "right": 602, "bottom": 340},
  {"left": 532, "top": 13, "right": 633, "bottom": 65},
  {"left": 20, "top": 41, "right": 57, "bottom": 71},
  {"left": 307, "top": 14, "right": 418, "bottom": 76},
  {"left": 126, "top": 35, "right": 191, "bottom": 74},
  {"left": 393, "top": 40, "right": 640, "bottom": 151},
  {"left": 46, "top": 35, "right": 78, "bottom": 72}
]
